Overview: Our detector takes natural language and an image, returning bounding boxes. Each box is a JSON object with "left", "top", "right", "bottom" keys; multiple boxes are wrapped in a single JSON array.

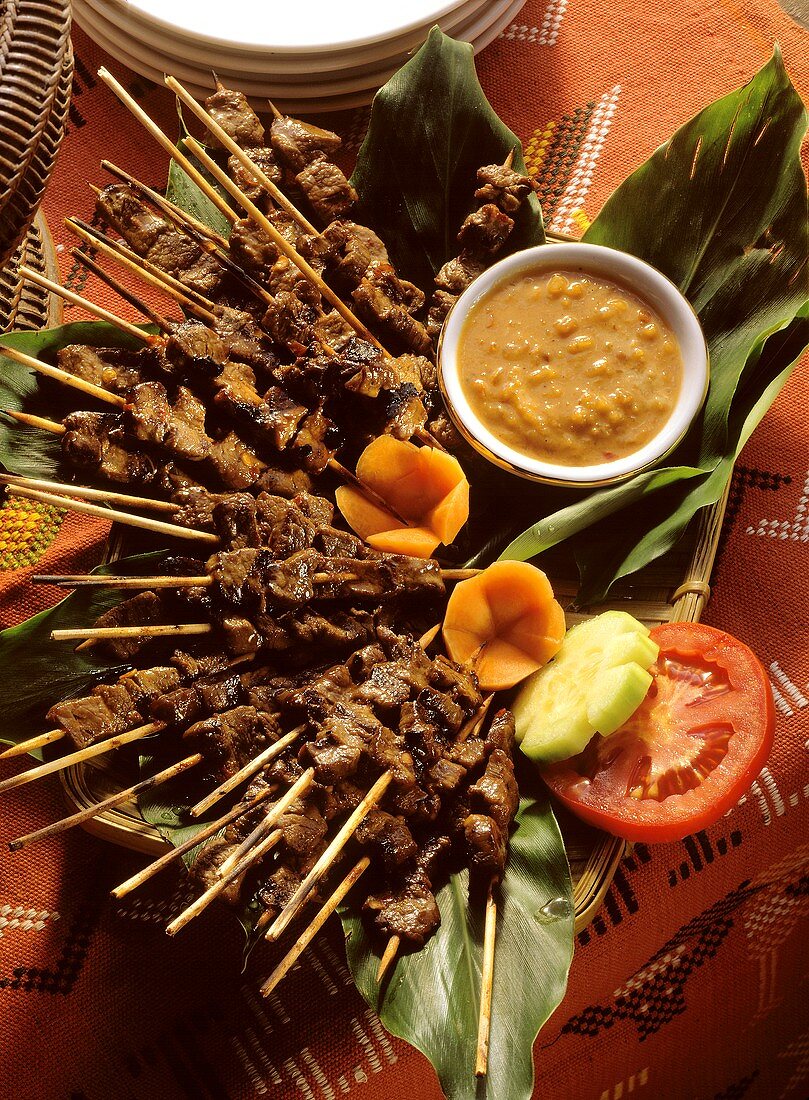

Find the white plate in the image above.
[
  {"left": 123, "top": 0, "right": 473, "bottom": 53},
  {"left": 93, "top": 0, "right": 490, "bottom": 74},
  {"left": 75, "top": 0, "right": 525, "bottom": 111},
  {"left": 83, "top": 0, "right": 491, "bottom": 81}
]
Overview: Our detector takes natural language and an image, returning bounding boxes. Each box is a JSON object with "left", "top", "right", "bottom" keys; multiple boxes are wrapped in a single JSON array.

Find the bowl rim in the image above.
[{"left": 437, "top": 242, "right": 710, "bottom": 487}]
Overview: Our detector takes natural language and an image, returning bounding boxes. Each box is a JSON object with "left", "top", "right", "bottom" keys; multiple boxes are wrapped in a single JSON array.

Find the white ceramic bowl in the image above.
[{"left": 438, "top": 243, "right": 709, "bottom": 486}]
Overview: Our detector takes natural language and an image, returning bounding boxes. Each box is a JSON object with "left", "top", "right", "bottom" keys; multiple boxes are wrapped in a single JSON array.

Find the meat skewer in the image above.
[
  {"left": 111, "top": 779, "right": 279, "bottom": 898},
  {"left": 188, "top": 723, "right": 306, "bottom": 818},
  {"left": 376, "top": 934, "right": 401, "bottom": 983},
  {"left": 99, "top": 160, "right": 230, "bottom": 247},
  {"left": 166, "top": 827, "right": 283, "bottom": 936},
  {"left": 475, "top": 883, "right": 497, "bottom": 1077},
  {"left": 184, "top": 136, "right": 386, "bottom": 354},
  {"left": 0, "top": 343, "right": 126, "bottom": 408},
  {"left": 167, "top": 76, "right": 318, "bottom": 237},
  {"left": 0, "top": 728, "right": 66, "bottom": 760},
  {"left": 66, "top": 217, "right": 221, "bottom": 323},
  {"left": 98, "top": 67, "right": 237, "bottom": 227},
  {"left": 0, "top": 721, "right": 162, "bottom": 795},
  {"left": 0, "top": 473, "right": 179, "bottom": 514},
  {"left": 50, "top": 623, "right": 211, "bottom": 643},
  {"left": 7, "top": 486, "right": 217, "bottom": 544},
  {"left": 261, "top": 855, "right": 370, "bottom": 997},
  {"left": 8, "top": 753, "right": 202, "bottom": 851},
  {"left": 265, "top": 769, "right": 393, "bottom": 941}
]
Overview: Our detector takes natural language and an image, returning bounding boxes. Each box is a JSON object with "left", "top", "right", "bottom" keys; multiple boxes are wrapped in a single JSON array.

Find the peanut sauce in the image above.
[{"left": 458, "top": 270, "right": 683, "bottom": 466}]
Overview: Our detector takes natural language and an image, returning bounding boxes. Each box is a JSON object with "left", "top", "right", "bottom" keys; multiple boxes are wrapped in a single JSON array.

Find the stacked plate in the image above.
[{"left": 73, "top": 0, "right": 527, "bottom": 113}]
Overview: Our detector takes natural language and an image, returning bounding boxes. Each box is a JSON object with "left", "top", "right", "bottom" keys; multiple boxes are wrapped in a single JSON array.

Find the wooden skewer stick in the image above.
[
  {"left": 100, "top": 160, "right": 230, "bottom": 247},
  {"left": 0, "top": 473, "right": 179, "bottom": 513},
  {"left": 0, "top": 728, "right": 65, "bottom": 760},
  {"left": 265, "top": 98, "right": 283, "bottom": 120},
  {"left": 111, "top": 781, "right": 278, "bottom": 898},
  {"left": 7, "top": 486, "right": 218, "bottom": 544},
  {"left": 266, "top": 770, "right": 393, "bottom": 941},
  {"left": 418, "top": 623, "right": 441, "bottom": 649},
  {"left": 1, "top": 408, "right": 64, "bottom": 433},
  {"left": 262, "top": 856, "right": 371, "bottom": 997},
  {"left": 326, "top": 457, "right": 410, "bottom": 527},
  {"left": 376, "top": 934, "right": 401, "bottom": 983},
  {"left": 50, "top": 623, "right": 211, "bottom": 643},
  {"left": 67, "top": 217, "right": 219, "bottom": 323},
  {"left": 184, "top": 137, "right": 389, "bottom": 354},
  {"left": 458, "top": 694, "right": 495, "bottom": 743},
  {"left": 165, "top": 75, "right": 318, "bottom": 236},
  {"left": 166, "top": 827, "right": 283, "bottom": 936},
  {"left": 8, "top": 753, "right": 202, "bottom": 852},
  {"left": 189, "top": 724, "right": 307, "bottom": 818},
  {"left": 218, "top": 768, "right": 316, "bottom": 877},
  {"left": 34, "top": 574, "right": 212, "bottom": 590},
  {"left": 475, "top": 882, "right": 498, "bottom": 1077},
  {"left": 0, "top": 343, "right": 126, "bottom": 408},
  {"left": 97, "top": 68, "right": 237, "bottom": 226},
  {"left": 72, "top": 249, "right": 173, "bottom": 333},
  {"left": 0, "top": 721, "right": 163, "bottom": 796},
  {"left": 34, "top": 565, "right": 474, "bottom": 591},
  {"left": 440, "top": 568, "right": 482, "bottom": 581},
  {"left": 18, "top": 266, "right": 158, "bottom": 346}
]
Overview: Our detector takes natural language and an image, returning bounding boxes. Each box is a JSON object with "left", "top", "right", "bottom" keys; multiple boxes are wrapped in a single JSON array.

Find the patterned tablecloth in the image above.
[{"left": 1, "top": 3, "right": 808, "bottom": 1098}]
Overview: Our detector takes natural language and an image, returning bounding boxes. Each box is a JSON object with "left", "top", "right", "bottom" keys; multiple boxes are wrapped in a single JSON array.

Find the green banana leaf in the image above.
[
  {"left": 0, "top": 321, "right": 155, "bottom": 480},
  {"left": 499, "top": 48, "right": 809, "bottom": 601},
  {"left": 342, "top": 782, "right": 573, "bottom": 1100},
  {"left": 0, "top": 551, "right": 166, "bottom": 755},
  {"left": 351, "top": 26, "right": 544, "bottom": 291},
  {"left": 165, "top": 108, "right": 234, "bottom": 238}
]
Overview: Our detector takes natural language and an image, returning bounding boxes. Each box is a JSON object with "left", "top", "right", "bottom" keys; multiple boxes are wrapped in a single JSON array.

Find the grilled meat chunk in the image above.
[
  {"left": 435, "top": 252, "right": 486, "bottom": 295},
  {"left": 227, "top": 146, "right": 281, "bottom": 206},
  {"left": 62, "top": 411, "right": 157, "bottom": 485},
  {"left": 276, "top": 799, "right": 328, "bottom": 861},
  {"left": 183, "top": 705, "right": 280, "bottom": 780},
  {"left": 205, "top": 85, "right": 265, "bottom": 148},
  {"left": 456, "top": 203, "right": 514, "bottom": 255},
  {"left": 355, "top": 809, "right": 417, "bottom": 871},
  {"left": 383, "top": 384, "right": 428, "bottom": 440},
  {"left": 228, "top": 217, "right": 281, "bottom": 278},
  {"left": 352, "top": 280, "right": 433, "bottom": 358},
  {"left": 57, "top": 345, "right": 144, "bottom": 395},
  {"left": 363, "top": 836, "right": 449, "bottom": 946},
  {"left": 165, "top": 322, "right": 227, "bottom": 379},
  {"left": 474, "top": 162, "right": 533, "bottom": 214},
  {"left": 96, "top": 184, "right": 223, "bottom": 297},
  {"left": 95, "top": 183, "right": 168, "bottom": 253},
  {"left": 166, "top": 387, "right": 211, "bottom": 461},
  {"left": 270, "top": 116, "right": 342, "bottom": 172},
  {"left": 295, "top": 155, "right": 357, "bottom": 222},
  {"left": 92, "top": 591, "right": 167, "bottom": 660}
]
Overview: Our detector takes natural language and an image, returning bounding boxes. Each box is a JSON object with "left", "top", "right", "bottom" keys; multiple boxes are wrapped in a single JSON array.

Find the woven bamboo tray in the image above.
[
  {"left": 60, "top": 479, "right": 731, "bottom": 933},
  {"left": 0, "top": 0, "right": 73, "bottom": 273}
]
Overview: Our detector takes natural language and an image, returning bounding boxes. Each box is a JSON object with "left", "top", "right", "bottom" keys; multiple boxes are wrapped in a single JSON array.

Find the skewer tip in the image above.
[{"left": 376, "top": 934, "right": 401, "bottom": 983}]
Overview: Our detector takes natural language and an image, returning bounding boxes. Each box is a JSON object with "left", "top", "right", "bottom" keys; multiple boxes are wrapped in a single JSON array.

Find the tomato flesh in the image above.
[{"left": 541, "top": 622, "right": 775, "bottom": 842}]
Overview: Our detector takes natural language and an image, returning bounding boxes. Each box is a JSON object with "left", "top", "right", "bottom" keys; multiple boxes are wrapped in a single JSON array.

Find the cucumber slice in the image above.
[
  {"left": 513, "top": 611, "right": 658, "bottom": 764},
  {"left": 587, "top": 662, "right": 654, "bottom": 736}
]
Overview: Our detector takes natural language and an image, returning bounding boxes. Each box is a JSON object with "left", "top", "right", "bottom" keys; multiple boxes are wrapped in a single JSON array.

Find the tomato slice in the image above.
[{"left": 541, "top": 621, "right": 775, "bottom": 843}]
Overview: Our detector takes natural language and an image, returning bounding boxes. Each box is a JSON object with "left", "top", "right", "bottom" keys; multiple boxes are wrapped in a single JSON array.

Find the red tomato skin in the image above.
[{"left": 542, "top": 622, "right": 775, "bottom": 844}]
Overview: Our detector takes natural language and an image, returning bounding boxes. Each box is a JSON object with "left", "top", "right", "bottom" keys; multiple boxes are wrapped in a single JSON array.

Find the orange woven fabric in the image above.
[{"left": 2, "top": 5, "right": 808, "bottom": 1098}]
